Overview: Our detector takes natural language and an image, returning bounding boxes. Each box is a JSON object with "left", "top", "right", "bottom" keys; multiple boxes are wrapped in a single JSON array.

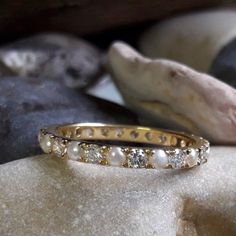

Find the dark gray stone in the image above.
[
  {"left": 0, "top": 77, "right": 138, "bottom": 163},
  {"left": 0, "top": 33, "right": 105, "bottom": 88},
  {"left": 210, "top": 38, "right": 236, "bottom": 88}
]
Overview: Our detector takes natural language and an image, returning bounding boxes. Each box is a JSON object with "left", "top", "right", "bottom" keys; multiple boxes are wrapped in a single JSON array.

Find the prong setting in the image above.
[{"left": 38, "top": 124, "right": 210, "bottom": 169}]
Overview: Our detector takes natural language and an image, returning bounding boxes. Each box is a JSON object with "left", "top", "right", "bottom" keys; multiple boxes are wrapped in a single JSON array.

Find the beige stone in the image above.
[
  {"left": 140, "top": 9, "right": 236, "bottom": 72},
  {"left": 108, "top": 42, "right": 236, "bottom": 144},
  {"left": 0, "top": 147, "right": 236, "bottom": 236}
]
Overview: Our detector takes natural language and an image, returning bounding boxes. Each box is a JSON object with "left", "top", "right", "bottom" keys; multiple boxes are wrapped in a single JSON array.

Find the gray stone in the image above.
[
  {"left": 0, "top": 33, "right": 104, "bottom": 88},
  {"left": 0, "top": 146, "right": 236, "bottom": 235},
  {"left": 0, "top": 77, "right": 137, "bottom": 163}
]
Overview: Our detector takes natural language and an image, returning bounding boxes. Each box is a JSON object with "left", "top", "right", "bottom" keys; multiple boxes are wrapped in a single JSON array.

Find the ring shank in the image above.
[
  {"left": 55, "top": 123, "right": 198, "bottom": 148},
  {"left": 39, "top": 123, "right": 210, "bottom": 169}
]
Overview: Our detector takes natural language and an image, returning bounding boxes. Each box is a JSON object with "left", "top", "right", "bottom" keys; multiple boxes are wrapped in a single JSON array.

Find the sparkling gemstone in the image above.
[
  {"left": 38, "top": 133, "right": 52, "bottom": 153},
  {"left": 185, "top": 148, "right": 198, "bottom": 167},
  {"left": 127, "top": 149, "right": 147, "bottom": 168},
  {"left": 52, "top": 138, "right": 66, "bottom": 157},
  {"left": 168, "top": 149, "right": 185, "bottom": 169},
  {"left": 83, "top": 144, "right": 103, "bottom": 164},
  {"left": 107, "top": 147, "right": 125, "bottom": 167},
  {"left": 152, "top": 149, "right": 168, "bottom": 168},
  {"left": 199, "top": 145, "right": 210, "bottom": 163},
  {"left": 67, "top": 141, "right": 82, "bottom": 161}
]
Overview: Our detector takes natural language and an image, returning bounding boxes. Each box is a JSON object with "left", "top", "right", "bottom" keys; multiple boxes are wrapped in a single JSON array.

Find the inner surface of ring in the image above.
[{"left": 56, "top": 124, "right": 195, "bottom": 148}]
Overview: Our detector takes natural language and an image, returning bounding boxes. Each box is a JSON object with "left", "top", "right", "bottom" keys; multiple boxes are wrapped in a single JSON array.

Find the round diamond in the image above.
[
  {"left": 83, "top": 144, "right": 103, "bottom": 164},
  {"left": 67, "top": 141, "right": 82, "bottom": 161},
  {"left": 127, "top": 149, "right": 147, "bottom": 168},
  {"left": 52, "top": 138, "right": 66, "bottom": 157},
  {"left": 159, "top": 134, "right": 167, "bottom": 143},
  {"left": 38, "top": 133, "right": 52, "bottom": 153},
  {"left": 168, "top": 149, "right": 185, "bottom": 169}
]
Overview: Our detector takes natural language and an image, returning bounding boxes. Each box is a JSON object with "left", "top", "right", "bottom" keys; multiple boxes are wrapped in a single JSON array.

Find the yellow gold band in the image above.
[{"left": 38, "top": 123, "right": 210, "bottom": 169}]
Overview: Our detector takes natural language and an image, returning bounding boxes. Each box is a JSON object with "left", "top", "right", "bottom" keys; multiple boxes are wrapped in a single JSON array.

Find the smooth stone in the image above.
[
  {"left": 108, "top": 42, "right": 236, "bottom": 144},
  {"left": 107, "top": 147, "right": 125, "bottom": 167},
  {"left": 0, "top": 77, "right": 138, "bottom": 164},
  {"left": 140, "top": 10, "right": 236, "bottom": 73},
  {"left": 67, "top": 141, "right": 82, "bottom": 161},
  {"left": 0, "top": 147, "right": 236, "bottom": 235},
  {"left": 0, "top": 33, "right": 104, "bottom": 88},
  {"left": 152, "top": 149, "right": 168, "bottom": 168}
]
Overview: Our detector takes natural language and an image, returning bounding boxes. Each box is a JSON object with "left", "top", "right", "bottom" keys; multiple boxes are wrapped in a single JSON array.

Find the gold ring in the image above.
[{"left": 38, "top": 123, "right": 210, "bottom": 169}]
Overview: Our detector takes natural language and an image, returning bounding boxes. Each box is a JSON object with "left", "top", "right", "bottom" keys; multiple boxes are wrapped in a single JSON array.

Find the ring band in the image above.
[{"left": 38, "top": 123, "right": 210, "bottom": 169}]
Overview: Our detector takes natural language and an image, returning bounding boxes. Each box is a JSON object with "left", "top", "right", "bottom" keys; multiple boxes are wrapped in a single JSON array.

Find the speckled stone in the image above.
[
  {"left": 0, "top": 33, "right": 104, "bottom": 88},
  {"left": 0, "top": 77, "right": 137, "bottom": 164},
  {"left": 108, "top": 42, "right": 236, "bottom": 144},
  {"left": 0, "top": 147, "right": 236, "bottom": 236}
]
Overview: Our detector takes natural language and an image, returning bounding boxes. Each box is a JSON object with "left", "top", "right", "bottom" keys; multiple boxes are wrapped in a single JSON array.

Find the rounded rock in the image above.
[{"left": 107, "top": 147, "right": 125, "bottom": 167}]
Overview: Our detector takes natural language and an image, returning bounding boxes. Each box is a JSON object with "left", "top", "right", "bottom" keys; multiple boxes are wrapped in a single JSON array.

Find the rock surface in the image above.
[
  {"left": 0, "top": 77, "right": 137, "bottom": 163},
  {"left": 210, "top": 38, "right": 236, "bottom": 88},
  {"left": 0, "top": 146, "right": 236, "bottom": 236},
  {"left": 0, "top": 33, "right": 104, "bottom": 88},
  {"left": 139, "top": 9, "right": 236, "bottom": 76},
  {"left": 86, "top": 74, "right": 124, "bottom": 105},
  {"left": 108, "top": 42, "right": 236, "bottom": 144}
]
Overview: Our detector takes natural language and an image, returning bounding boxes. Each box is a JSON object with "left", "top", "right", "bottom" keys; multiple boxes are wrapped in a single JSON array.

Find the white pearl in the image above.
[
  {"left": 67, "top": 141, "right": 82, "bottom": 161},
  {"left": 152, "top": 149, "right": 168, "bottom": 168},
  {"left": 107, "top": 147, "right": 125, "bottom": 167},
  {"left": 185, "top": 148, "right": 198, "bottom": 167},
  {"left": 39, "top": 134, "right": 52, "bottom": 153}
]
